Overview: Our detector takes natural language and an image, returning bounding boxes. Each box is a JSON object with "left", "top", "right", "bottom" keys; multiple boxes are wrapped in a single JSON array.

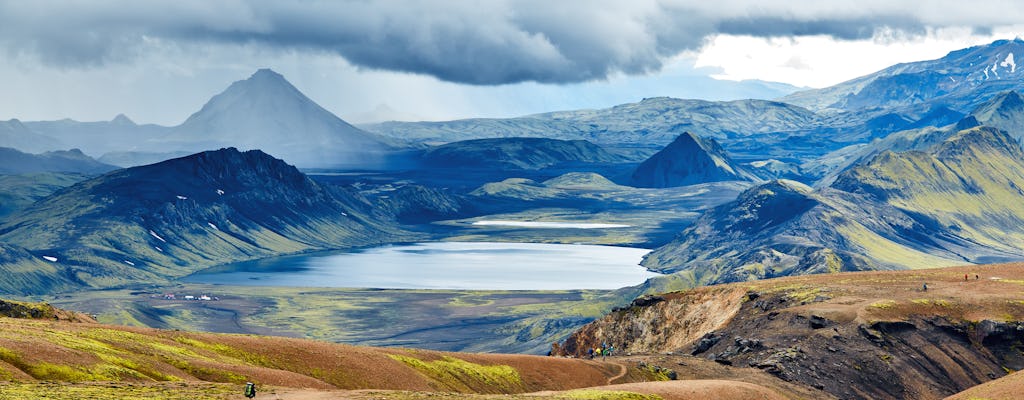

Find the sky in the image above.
[{"left": 1, "top": 1, "right": 1023, "bottom": 125}]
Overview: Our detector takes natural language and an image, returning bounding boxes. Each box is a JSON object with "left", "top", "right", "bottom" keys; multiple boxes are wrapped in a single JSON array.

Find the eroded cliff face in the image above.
[
  {"left": 559, "top": 286, "right": 748, "bottom": 357},
  {"left": 559, "top": 266, "right": 1024, "bottom": 400}
]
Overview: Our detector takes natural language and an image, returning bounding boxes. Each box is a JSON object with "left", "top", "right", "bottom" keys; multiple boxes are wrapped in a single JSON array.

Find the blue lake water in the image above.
[{"left": 182, "top": 242, "right": 658, "bottom": 290}]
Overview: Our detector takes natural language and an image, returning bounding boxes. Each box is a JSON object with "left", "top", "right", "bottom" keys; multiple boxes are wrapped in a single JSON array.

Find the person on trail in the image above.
[
  {"left": 244, "top": 382, "right": 256, "bottom": 399},
  {"left": 965, "top": 274, "right": 969, "bottom": 281},
  {"left": 923, "top": 282, "right": 928, "bottom": 292},
  {"left": 588, "top": 348, "right": 595, "bottom": 359},
  {"left": 976, "top": 274, "right": 980, "bottom": 280}
]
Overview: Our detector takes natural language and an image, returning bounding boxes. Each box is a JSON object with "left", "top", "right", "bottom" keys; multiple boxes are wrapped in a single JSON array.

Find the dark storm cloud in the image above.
[{"left": 0, "top": 1, "right": 1019, "bottom": 85}]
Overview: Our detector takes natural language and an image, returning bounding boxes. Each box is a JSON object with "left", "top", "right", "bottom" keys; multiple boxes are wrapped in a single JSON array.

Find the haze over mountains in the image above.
[
  {"left": 6, "top": 39, "right": 1024, "bottom": 361},
  {"left": 3, "top": 69, "right": 396, "bottom": 169}
]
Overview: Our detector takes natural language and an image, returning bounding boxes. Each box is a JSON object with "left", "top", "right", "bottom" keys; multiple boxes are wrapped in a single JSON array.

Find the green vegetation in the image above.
[
  {"left": 388, "top": 354, "right": 524, "bottom": 393},
  {"left": 0, "top": 382, "right": 238, "bottom": 400},
  {"left": 870, "top": 300, "right": 897, "bottom": 310},
  {"left": 558, "top": 389, "right": 663, "bottom": 400}
]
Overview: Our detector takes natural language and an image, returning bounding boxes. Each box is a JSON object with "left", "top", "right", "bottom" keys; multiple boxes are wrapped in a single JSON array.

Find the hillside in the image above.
[
  {"left": 782, "top": 39, "right": 1024, "bottom": 112},
  {"left": 421, "top": 137, "right": 626, "bottom": 170},
  {"left": 0, "top": 298, "right": 821, "bottom": 400},
  {"left": 629, "top": 133, "right": 756, "bottom": 188},
  {"left": 0, "top": 147, "right": 118, "bottom": 174},
  {"left": 560, "top": 263, "right": 1024, "bottom": 400},
  {"left": 0, "top": 172, "right": 90, "bottom": 220},
  {"left": 643, "top": 125, "right": 1024, "bottom": 283},
  {"left": 0, "top": 148, "right": 407, "bottom": 295}
]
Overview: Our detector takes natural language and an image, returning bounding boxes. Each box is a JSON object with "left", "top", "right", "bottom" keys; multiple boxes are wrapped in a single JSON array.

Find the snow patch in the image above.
[
  {"left": 216, "top": 189, "right": 225, "bottom": 195},
  {"left": 124, "top": 260, "right": 135, "bottom": 266},
  {"left": 176, "top": 195, "right": 188, "bottom": 200},
  {"left": 42, "top": 256, "right": 58, "bottom": 262},
  {"left": 949, "top": 76, "right": 956, "bottom": 83},
  {"left": 155, "top": 246, "right": 163, "bottom": 252},
  {"left": 207, "top": 222, "right": 219, "bottom": 231},
  {"left": 985, "top": 68, "right": 990, "bottom": 80},
  {"left": 341, "top": 212, "right": 348, "bottom": 216},
  {"left": 1002, "top": 52, "right": 1016, "bottom": 73},
  {"left": 992, "top": 63, "right": 1000, "bottom": 78},
  {"left": 149, "top": 230, "right": 166, "bottom": 243}
]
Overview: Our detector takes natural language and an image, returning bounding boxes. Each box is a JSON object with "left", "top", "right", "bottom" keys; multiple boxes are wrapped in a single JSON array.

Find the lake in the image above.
[{"left": 183, "top": 242, "right": 658, "bottom": 290}]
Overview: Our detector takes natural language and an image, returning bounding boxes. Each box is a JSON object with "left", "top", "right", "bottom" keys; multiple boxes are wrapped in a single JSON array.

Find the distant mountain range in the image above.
[
  {"left": 3, "top": 70, "right": 397, "bottom": 169},
  {"left": 783, "top": 38, "right": 1024, "bottom": 112},
  {"left": 6, "top": 39, "right": 1024, "bottom": 294},
  {"left": 0, "top": 148, "right": 407, "bottom": 294},
  {"left": 0, "top": 147, "right": 117, "bottom": 175},
  {"left": 421, "top": 137, "right": 626, "bottom": 170}
]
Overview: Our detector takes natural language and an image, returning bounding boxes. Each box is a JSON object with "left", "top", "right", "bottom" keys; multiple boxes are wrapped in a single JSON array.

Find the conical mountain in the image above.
[
  {"left": 165, "top": 69, "right": 393, "bottom": 168},
  {"left": 0, "top": 147, "right": 400, "bottom": 294},
  {"left": 629, "top": 132, "right": 755, "bottom": 188}
]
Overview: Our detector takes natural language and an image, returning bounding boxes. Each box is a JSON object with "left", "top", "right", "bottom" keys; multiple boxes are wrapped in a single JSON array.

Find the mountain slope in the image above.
[
  {"left": 643, "top": 125, "right": 1024, "bottom": 283},
  {"left": 421, "top": 137, "right": 626, "bottom": 170},
  {"left": 560, "top": 263, "right": 1024, "bottom": 400},
  {"left": 0, "top": 172, "right": 90, "bottom": 221},
  {"left": 630, "top": 133, "right": 756, "bottom": 188},
  {"left": 161, "top": 69, "right": 394, "bottom": 168},
  {"left": 783, "top": 39, "right": 1024, "bottom": 111},
  {"left": 0, "top": 119, "right": 66, "bottom": 154},
  {"left": 0, "top": 148, "right": 404, "bottom": 294},
  {"left": 0, "top": 147, "right": 118, "bottom": 174},
  {"left": 365, "top": 98, "right": 816, "bottom": 148}
]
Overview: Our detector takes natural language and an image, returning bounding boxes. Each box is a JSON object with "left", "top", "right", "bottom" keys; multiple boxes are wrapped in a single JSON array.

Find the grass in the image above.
[
  {"left": 388, "top": 354, "right": 524, "bottom": 393},
  {"left": 0, "top": 382, "right": 238, "bottom": 400},
  {"left": 558, "top": 389, "right": 663, "bottom": 399}
]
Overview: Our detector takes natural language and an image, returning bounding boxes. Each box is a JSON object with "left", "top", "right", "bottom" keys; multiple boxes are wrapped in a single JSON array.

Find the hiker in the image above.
[
  {"left": 588, "top": 348, "right": 595, "bottom": 359},
  {"left": 965, "top": 274, "right": 969, "bottom": 281},
  {"left": 976, "top": 274, "right": 980, "bottom": 280},
  {"left": 244, "top": 382, "right": 256, "bottom": 399},
  {"left": 922, "top": 282, "right": 928, "bottom": 292}
]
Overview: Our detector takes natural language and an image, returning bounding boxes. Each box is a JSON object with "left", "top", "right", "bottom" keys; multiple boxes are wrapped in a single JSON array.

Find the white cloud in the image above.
[{"left": 695, "top": 27, "right": 1024, "bottom": 87}]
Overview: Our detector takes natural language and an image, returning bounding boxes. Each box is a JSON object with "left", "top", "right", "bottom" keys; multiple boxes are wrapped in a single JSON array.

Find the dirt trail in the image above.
[{"left": 607, "top": 362, "right": 628, "bottom": 385}]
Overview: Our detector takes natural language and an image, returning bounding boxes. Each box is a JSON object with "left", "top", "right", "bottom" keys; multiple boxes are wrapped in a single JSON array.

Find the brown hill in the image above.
[
  {"left": 560, "top": 263, "right": 1024, "bottom": 400},
  {"left": 0, "top": 301, "right": 806, "bottom": 399}
]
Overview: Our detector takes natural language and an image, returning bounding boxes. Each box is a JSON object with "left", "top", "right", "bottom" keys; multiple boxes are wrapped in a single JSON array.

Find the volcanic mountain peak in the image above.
[
  {"left": 629, "top": 132, "right": 755, "bottom": 188},
  {"left": 166, "top": 69, "right": 391, "bottom": 168}
]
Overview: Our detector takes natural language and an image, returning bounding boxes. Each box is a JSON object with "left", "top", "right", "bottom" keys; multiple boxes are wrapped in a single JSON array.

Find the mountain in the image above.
[
  {"left": 0, "top": 148, "right": 404, "bottom": 294},
  {"left": 783, "top": 39, "right": 1024, "bottom": 111},
  {"left": 23, "top": 114, "right": 168, "bottom": 158},
  {"left": 364, "top": 98, "right": 817, "bottom": 149},
  {"left": 559, "top": 263, "right": 1024, "bottom": 400},
  {"left": 642, "top": 125, "right": 1024, "bottom": 284},
  {"left": 630, "top": 133, "right": 756, "bottom": 188},
  {"left": 0, "top": 147, "right": 118, "bottom": 175},
  {"left": 970, "top": 90, "right": 1024, "bottom": 137},
  {"left": 161, "top": 69, "right": 395, "bottom": 168},
  {"left": 421, "top": 137, "right": 627, "bottom": 170},
  {"left": 0, "top": 172, "right": 91, "bottom": 221},
  {"left": 0, "top": 119, "right": 66, "bottom": 154}
]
